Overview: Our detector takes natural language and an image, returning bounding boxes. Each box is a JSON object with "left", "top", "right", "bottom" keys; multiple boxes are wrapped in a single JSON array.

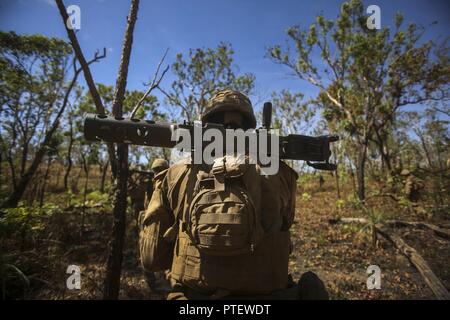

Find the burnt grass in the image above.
[{"left": 2, "top": 177, "right": 449, "bottom": 300}]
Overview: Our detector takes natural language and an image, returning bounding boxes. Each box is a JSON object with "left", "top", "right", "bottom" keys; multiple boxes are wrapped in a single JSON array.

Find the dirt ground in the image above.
[
  {"left": 290, "top": 188, "right": 449, "bottom": 299},
  {"left": 4, "top": 178, "right": 449, "bottom": 300}
]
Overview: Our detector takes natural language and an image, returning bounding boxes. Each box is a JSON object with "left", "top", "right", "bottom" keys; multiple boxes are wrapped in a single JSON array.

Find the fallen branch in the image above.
[
  {"left": 328, "top": 217, "right": 369, "bottom": 225},
  {"left": 329, "top": 216, "right": 450, "bottom": 299},
  {"left": 329, "top": 217, "right": 450, "bottom": 240},
  {"left": 386, "top": 220, "right": 450, "bottom": 240},
  {"left": 73, "top": 203, "right": 105, "bottom": 210},
  {"left": 367, "top": 192, "right": 401, "bottom": 202},
  {"left": 375, "top": 223, "right": 450, "bottom": 300}
]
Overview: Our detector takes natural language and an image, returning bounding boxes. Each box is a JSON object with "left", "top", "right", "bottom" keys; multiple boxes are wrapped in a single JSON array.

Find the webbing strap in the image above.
[
  {"left": 164, "top": 169, "right": 191, "bottom": 241},
  {"left": 198, "top": 213, "right": 243, "bottom": 225},
  {"left": 212, "top": 157, "right": 226, "bottom": 191},
  {"left": 197, "top": 233, "right": 247, "bottom": 246}
]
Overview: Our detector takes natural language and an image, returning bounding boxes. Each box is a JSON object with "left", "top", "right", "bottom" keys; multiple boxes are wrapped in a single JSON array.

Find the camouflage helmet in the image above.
[
  {"left": 202, "top": 89, "right": 256, "bottom": 129},
  {"left": 400, "top": 169, "right": 411, "bottom": 176},
  {"left": 129, "top": 164, "right": 141, "bottom": 171},
  {"left": 151, "top": 158, "right": 169, "bottom": 171}
]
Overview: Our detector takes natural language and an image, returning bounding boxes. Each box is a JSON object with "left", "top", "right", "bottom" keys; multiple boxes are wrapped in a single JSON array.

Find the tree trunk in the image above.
[
  {"left": 0, "top": 150, "right": 2, "bottom": 192},
  {"left": 5, "top": 144, "right": 17, "bottom": 191},
  {"left": 100, "top": 160, "right": 109, "bottom": 193},
  {"left": 64, "top": 119, "right": 74, "bottom": 190},
  {"left": 356, "top": 142, "right": 368, "bottom": 201},
  {"left": 349, "top": 165, "right": 357, "bottom": 197},
  {"left": 103, "top": 144, "right": 128, "bottom": 299},
  {"left": 72, "top": 167, "right": 82, "bottom": 193},
  {"left": 55, "top": 164, "right": 62, "bottom": 190},
  {"left": 335, "top": 169, "right": 341, "bottom": 199},
  {"left": 80, "top": 158, "right": 89, "bottom": 241},
  {"left": 28, "top": 174, "right": 40, "bottom": 205},
  {"left": 20, "top": 134, "right": 29, "bottom": 178},
  {"left": 39, "top": 156, "right": 52, "bottom": 207},
  {"left": 103, "top": 0, "right": 139, "bottom": 300},
  {"left": 374, "top": 130, "right": 393, "bottom": 177},
  {"left": 2, "top": 146, "right": 51, "bottom": 208}
]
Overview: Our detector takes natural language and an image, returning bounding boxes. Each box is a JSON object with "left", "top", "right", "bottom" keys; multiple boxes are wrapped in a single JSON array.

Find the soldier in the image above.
[
  {"left": 140, "top": 158, "right": 170, "bottom": 294},
  {"left": 139, "top": 89, "right": 328, "bottom": 300},
  {"left": 128, "top": 164, "right": 153, "bottom": 227},
  {"left": 151, "top": 158, "right": 169, "bottom": 174},
  {"left": 144, "top": 159, "right": 169, "bottom": 209},
  {"left": 319, "top": 175, "right": 325, "bottom": 190},
  {"left": 400, "top": 169, "right": 424, "bottom": 202}
]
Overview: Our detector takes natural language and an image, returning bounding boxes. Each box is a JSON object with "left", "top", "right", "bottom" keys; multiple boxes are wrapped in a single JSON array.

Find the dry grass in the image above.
[{"left": 1, "top": 172, "right": 449, "bottom": 300}]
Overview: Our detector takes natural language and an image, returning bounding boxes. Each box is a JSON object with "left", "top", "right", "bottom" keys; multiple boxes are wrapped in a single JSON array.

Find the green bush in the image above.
[
  {"left": 86, "top": 190, "right": 108, "bottom": 204},
  {"left": 335, "top": 199, "right": 346, "bottom": 210},
  {"left": 345, "top": 194, "right": 364, "bottom": 210},
  {"left": 0, "top": 202, "right": 61, "bottom": 242},
  {"left": 301, "top": 192, "right": 312, "bottom": 201}
]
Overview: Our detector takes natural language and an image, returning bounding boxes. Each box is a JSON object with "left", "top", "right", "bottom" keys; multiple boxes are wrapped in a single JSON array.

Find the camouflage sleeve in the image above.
[
  {"left": 138, "top": 171, "right": 172, "bottom": 230},
  {"left": 138, "top": 171, "right": 175, "bottom": 272}
]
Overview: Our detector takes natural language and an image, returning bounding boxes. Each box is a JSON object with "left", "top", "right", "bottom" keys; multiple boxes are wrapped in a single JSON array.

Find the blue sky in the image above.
[{"left": 1, "top": 0, "right": 449, "bottom": 114}]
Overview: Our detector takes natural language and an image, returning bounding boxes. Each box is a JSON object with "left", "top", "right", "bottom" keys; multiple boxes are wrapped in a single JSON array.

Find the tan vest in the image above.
[{"left": 163, "top": 157, "right": 298, "bottom": 295}]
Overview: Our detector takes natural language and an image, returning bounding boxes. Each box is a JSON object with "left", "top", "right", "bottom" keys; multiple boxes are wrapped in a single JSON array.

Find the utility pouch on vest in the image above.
[{"left": 185, "top": 156, "right": 264, "bottom": 256}]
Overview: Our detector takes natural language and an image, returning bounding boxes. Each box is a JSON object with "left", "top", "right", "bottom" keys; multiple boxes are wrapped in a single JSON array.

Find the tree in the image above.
[
  {"left": 270, "top": 89, "right": 315, "bottom": 135},
  {"left": 56, "top": 0, "right": 142, "bottom": 299},
  {"left": 100, "top": 0, "right": 140, "bottom": 300},
  {"left": 268, "top": 0, "right": 449, "bottom": 200},
  {"left": 159, "top": 42, "right": 255, "bottom": 121},
  {"left": 0, "top": 31, "right": 105, "bottom": 208}
]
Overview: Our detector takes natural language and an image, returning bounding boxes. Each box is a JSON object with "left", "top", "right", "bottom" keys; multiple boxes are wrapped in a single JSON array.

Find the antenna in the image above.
[{"left": 262, "top": 102, "right": 272, "bottom": 129}]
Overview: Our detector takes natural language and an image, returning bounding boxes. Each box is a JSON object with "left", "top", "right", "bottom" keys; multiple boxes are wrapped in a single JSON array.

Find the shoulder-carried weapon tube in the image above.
[{"left": 83, "top": 102, "right": 339, "bottom": 170}]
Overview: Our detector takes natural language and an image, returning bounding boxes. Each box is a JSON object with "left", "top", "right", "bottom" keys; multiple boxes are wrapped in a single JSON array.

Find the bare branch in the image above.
[
  {"left": 143, "top": 48, "right": 169, "bottom": 87},
  {"left": 129, "top": 48, "right": 170, "bottom": 119},
  {"left": 55, "top": 0, "right": 106, "bottom": 116},
  {"left": 157, "top": 86, "right": 191, "bottom": 121},
  {"left": 111, "top": 0, "right": 139, "bottom": 117},
  {"left": 431, "top": 106, "right": 450, "bottom": 117}
]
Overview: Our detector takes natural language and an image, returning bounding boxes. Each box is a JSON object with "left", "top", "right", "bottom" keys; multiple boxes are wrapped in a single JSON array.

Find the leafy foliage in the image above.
[{"left": 162, "top": 42, "right": 255, "bottom": 121}]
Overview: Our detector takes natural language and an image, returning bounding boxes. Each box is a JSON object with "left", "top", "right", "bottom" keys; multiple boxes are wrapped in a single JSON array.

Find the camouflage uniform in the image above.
[
  {"left": 128, "top": 165, "right": 153, "bottom": 225},
  {"left": 139, "top": 159, "right": 169, "bottom": 293},
  {"left": 139, "top": 90, "right": 328, "bottom": 300},
  {"left": 400, "top": 169, "right": 424, "bottom": 202},
  {"left": 144, "top": 159, "right": 169, "bottom": 209}
]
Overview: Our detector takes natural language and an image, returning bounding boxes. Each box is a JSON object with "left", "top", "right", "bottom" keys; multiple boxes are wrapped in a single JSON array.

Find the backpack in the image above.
[
  {"left": 170, "top": 156, "right": 292, "bottom": 295},
  {"left": 184, "top": 156, "right": 264, "bottom": 256}
]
